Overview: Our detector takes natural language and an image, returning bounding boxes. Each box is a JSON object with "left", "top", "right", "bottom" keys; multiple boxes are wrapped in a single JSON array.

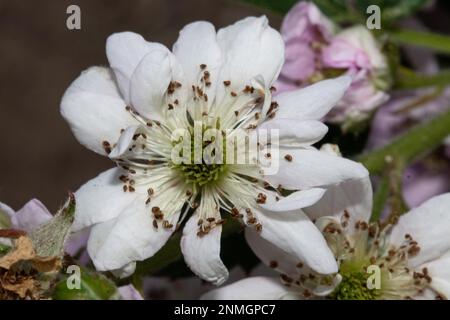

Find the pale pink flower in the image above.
[
  {"left": 277, "top": 3, "right": 389, "bottom": 125},
  {"left": 279, "top": 1, "right": 334, "bottom": 82}
]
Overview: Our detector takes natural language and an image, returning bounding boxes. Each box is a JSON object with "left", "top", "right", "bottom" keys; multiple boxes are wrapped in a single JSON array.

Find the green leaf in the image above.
[
  {"left": 30, "top": 193, "right": 76, "bottom": 258},
  {"left": 394, "top": 67, "right": 450, "bottom": 89},
  {"left": 0, "top": 243, "right": 10, "bottom": 256},
  {"left": 239, "top": 0, "right": 428, "bottom": 24},
  {"left": 0, "top": 208, "right": 11, "bottom": 229},
  {"left": 390, "top": 29, "right": 450, "bottom": 55},
  {"left": 53, "top": 267, "right": 119, "bottom": 300},
  {"left": 357, "top": 0, "right": 429, "bottom": 22},
  {"left": 358, "top": 108, "right": 450, "bottom": 174},
  {"left": 239, "top": 0, "right": 298, "bottom": 14}
]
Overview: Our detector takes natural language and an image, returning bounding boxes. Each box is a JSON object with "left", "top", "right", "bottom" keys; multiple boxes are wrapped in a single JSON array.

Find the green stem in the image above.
[
  {"left": 131, "top": 273, "right": 145, "bottom": 297},
  {"left": 386, "top": 160, "right": 409, "bottom": 219},
  {"left": 393, "top": 86, "right": 444, "bottom": 114},
  {"left": 371, "top": 174, "right": 390, "bottom": 222},
  {"left": 390, "top": 29, "right": 450, "bottom": 55},
  {"left": 358, "top": 108, "right": 450, "bottom": 175},
  {"left": 394, "top": 67, "right": 450, "bottom": 89}
]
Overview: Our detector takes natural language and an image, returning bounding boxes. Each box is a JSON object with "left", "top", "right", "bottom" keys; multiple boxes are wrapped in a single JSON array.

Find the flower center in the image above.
[
  {"left": 320, "top": 216, "right": 430, "bottom": 300},
  {"left": 176, "top": 163, "right": 227, "bottom": 187},
  {"left": 330, "top": 270, "right": 379, "bottom": 300},
  {"left": 106, "top": 65, "right": 278, "bottom": 235},
  {"left": 170, "top": 118, "right": 230, "bottom": 189}
]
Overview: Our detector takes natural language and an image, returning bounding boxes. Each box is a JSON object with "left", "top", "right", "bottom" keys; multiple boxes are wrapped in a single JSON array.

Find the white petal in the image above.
[
  {"left": 130, "top": 48, "right": 186, "bottom": 121},
  {"left": 181, "top": 214, "right": 228, "bottom": 285},
  {"left": 111, "top": 262, "right": 137, "bottom": 279},
  {"left": 413, "top": 288, "right": 440, "bottom": 300},
  {"left": 108, "top": 125, "right": 141, "bottom": 159},
  {"left": 201, "top": 277, "right": 294, "bottom": 300},
  {"left": 265, "top": 148, "right": 368, "bottom": 190},
  {"left": 273, "top": 76, "right": 351, "bottom": 120},
  {"left": 11, "top": 199, "right": 53, "bottom": 233},
  {"left": 420, "top": 257, "right": 450, "bottom": 299},
  {"left": 73, "top": 168, "right": 141, "bottom": 231},
  {"left": 245, "top": 228, "right": 302, "bottom": 276},
  {"left": 254, "top": 208, "right": 338, "bottom": 274},
  {"left": 303, "top": 176, "right": 373, "bottom": 228},
  {"left": 258, "top": 119, "right": 328, "bottom": 147},
  {"left": 88, "top": 195, "right": 182, "bottom": 271},
  {"left": 217, "top": 16, "right": 284, "bottom": 89},
  {"left": 106, "top": 32, "right": 165, "bottom": 102},
  {"left": 312, "top": 274, "right": 342, "bottom": 296},
  {"left": 60, "top": 66, "right": 137, "bottom": 155},
  {"left": 261, "top": 188, "right": 326, "bottom": 212},
  {"left": 173, "top": 21, "right": 222, "bottom": 105},
  {"left": 389, "top": 193, "right": 450, "bottom": 267}
]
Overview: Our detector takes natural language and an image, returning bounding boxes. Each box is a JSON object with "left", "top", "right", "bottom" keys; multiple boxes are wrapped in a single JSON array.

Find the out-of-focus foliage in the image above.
[
  {"left": 53, "top": 266, "right": 119, "bottom": 300},
  {"left": 391, "top": 29, "right": 450, "bottom": 55},
  {"left": 241, "top": 0, "right": 430, "bottom": 24}
]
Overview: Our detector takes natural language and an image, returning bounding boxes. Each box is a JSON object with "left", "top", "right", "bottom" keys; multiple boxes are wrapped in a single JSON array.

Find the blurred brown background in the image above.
[{"left": 0, "top": 0, "right": 280, "bottom": 212}]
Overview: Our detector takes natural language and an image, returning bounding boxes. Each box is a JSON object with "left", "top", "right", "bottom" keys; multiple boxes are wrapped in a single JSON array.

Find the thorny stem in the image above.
[
  {"left": 393, "top": 86, "right": 444, "bottom": 115},
  {"left": 358, "top": 108, "right": 450, "bottom": 174},
  {"left": 385, "top": 159, "right": 409, "bottom": 222},
  {"left": 371, "top": 174, "right": 390, "bottom": 222},
  {"left": 390, "top": 29, "right": 450, "bottom": 56},
  {"left": 371, "top": 159, "right": 409, "bottom": 223},
  {"left": 394, "top": 67, "right": 450, "bottom": 90},
  {"left": 131, "top": 273, "right": 145, "bottom": 297}
]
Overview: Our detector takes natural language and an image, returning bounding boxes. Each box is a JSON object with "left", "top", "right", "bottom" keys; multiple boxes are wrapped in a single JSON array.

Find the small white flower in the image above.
[
  {"left": 202, "top": 181, "right": 450, "bottom": 299},
  {"left": 61, "top": 16, "right": 368, "bottom": 284}
]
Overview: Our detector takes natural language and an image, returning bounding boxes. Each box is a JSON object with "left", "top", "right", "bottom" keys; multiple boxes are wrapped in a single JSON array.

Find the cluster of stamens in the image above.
[
  {"left": 102, "top": 62, "right": 283, "bottom": 239},
  {"left": 267, "top": 211, "right": 441, "bottom": 300}
]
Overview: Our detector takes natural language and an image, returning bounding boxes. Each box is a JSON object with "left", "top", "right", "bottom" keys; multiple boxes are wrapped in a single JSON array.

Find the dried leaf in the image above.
[
  {"left": 0, "top": 229, "right": 27, "bottom": 239},
  {"left": 0, "top": 236, "right": 35, "bottom": 270},
  {"left": 1, "top": 275, "right": 37, "bottom": 299},
  {"left": 31, "top": 256, "right": 62, "bottom": 273}
]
